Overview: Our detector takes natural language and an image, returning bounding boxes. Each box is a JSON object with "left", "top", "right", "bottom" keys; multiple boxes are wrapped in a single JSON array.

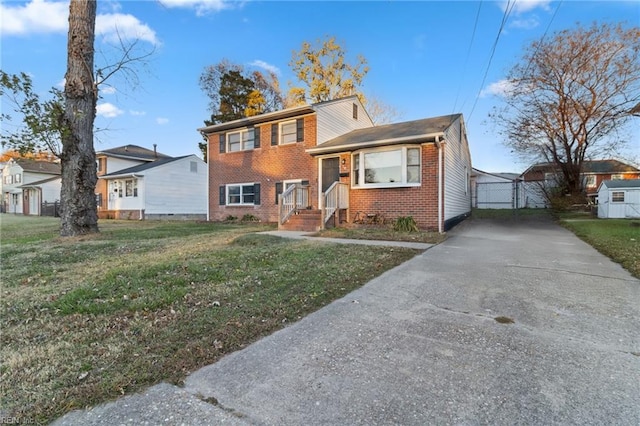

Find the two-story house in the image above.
[
  {"left": 200, "top": 96, "right": 472, "bottom": 232},
  {"left": 1, "top": 158, "right": 61, "bottom": 215},
  {"left": 96, "top": 145, "right": 207, "bottom": 220}
]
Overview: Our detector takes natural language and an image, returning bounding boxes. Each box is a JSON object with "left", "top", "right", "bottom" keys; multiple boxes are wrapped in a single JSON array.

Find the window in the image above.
[
  {"left": 125, "top": 179, "right": 138, "bottom": 197},
  {"left": 612, "top": 191, "right": 624, "bottom": 203},
  {"left": 352, "top": 147, "right": 421, "bottom": 188},
  {"left": 6, "top": 175, "right": 13, "bottom": 184},
  {"left": 227, "top": 129, "right": 254, "bottom": 152},
  {"left": 14, "top": 173, "right": 21, "bottom": 183},
  {"left": 190, "top": 161, "right": 198, "bottom": 173},
  {"left": 611, "top": 174, "right": 623, "bottom": 180},
  {"left": 584, "top": 175, "right": 596, "bottom": 187},
  {"left": 227, "top": 183, "right": 255, "bottom": 205},
  {"left": 280, "top": 120, "right": 297, "bottom": 144}
]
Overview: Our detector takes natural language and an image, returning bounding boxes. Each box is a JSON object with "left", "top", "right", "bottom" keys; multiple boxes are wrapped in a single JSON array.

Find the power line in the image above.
[
  {"left": 452, "top": 0, "right": 483, "bottom": 115},
  {"left": 467, "top": 0, "right": 516, "bottom": 122}
]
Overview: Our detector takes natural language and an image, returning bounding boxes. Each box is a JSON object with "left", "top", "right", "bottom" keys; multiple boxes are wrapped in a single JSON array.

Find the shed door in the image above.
[{"left": 321, "top": 157, "right": 340, "bottom": 193}]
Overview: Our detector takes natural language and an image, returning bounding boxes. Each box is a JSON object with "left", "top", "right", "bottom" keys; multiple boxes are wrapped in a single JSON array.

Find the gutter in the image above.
[{"left": 306, "top": 132, "right": 444, "bottom": 155}]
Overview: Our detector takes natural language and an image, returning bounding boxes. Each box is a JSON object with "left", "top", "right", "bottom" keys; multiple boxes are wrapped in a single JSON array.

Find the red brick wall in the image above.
[
  {"left": 348, "top": 144, "right": 441, "bottom": 231},
  {"left": 208, "top": 114, "right": 318, "bottom": 223}
]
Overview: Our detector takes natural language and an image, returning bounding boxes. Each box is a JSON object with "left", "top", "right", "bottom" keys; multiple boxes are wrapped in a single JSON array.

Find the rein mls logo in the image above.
[{"left": 1, "top": 417, "right": 35, "bottom": 424}]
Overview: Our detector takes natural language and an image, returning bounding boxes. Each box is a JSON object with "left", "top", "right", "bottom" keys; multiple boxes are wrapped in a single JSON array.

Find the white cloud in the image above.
[
  {"left": 130, "top": 110, "right": 146, "bottom": 116},
  {"left": 499, "top": 0, "right": 551, "bottom": 14},
  {"left": 0, "top": 0, "right": 68, "bottom": 36},
  {"left": 480, "top": 79, "right": 517, "bottom": 98},
  {"left": 96, "top": 102, "right": 124, "bottom": 118},
  {"left": 100, "top": 86, "right": 117, "bottom": 95},
  {"left": 0, "top": 0, "right": 159, "bottom": 46},
  {"left": 96, "top": 13, "right": 160, "bottom": 45},
  {"left": 249, "top": 60, "right": 281, "bottom": 75},
  {"left": 510, "top": 17, "right": 540, "bottom": 30},
  {"left": 159, "top": 0, "right": 230, "bottom": 16},
  {"left": 156, "top": 117, "right": 169, "bottom": 125}
]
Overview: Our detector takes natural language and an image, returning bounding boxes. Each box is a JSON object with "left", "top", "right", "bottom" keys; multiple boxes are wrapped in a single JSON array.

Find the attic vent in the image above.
[{"left": 352, "top": 103, "right": 358, "bottom": 120}]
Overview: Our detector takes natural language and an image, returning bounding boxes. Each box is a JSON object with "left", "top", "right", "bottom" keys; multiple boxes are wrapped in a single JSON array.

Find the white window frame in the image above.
[
  {"left": 227, "top": 129, "right": 255, "bottom": 152},
  {"left": 280, "top": 120, "right": 297, "bottom": 145},
  {"left": 611, "top": 191, "right": 624, "bottom": 203},
  {"left": 584, "top": 175, "right": 596, "bottom": 187},
  {"left": 611, "top": 174, "right": 623, "bottom": 180},
  {"left": 352, "top": 146, "right": 421, "bottom": 189},
  {"left": 15, "top": 173, "right": 21, "bottom": 183},
  {"left": 226, "top": 183, "right": 256, "bottom": 206}
]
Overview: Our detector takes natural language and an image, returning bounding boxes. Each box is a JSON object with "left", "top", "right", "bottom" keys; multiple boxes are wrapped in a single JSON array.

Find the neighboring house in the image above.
[
  {"left": 95, "top": 144, "right": 172, "bottom": 213},
  {"left": 471, "top": 168, "right": 520, "bottom": 209},
  {"left": 597, "top": 179, "right": 640, "bottom": 219},
  {"left": 200, "top": 96, "right": 472, "bottom": 232},
  {"left": 521, "top": 159, "right": 640, "bottom": 204},
  {"left": 1, "top": 158, "right": 61, "bottom": 215},
  {"left": 99, "top": 154, "right": 207, "bottom": 220}
]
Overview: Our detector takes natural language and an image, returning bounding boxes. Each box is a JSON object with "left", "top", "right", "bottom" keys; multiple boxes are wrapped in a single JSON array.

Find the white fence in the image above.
[{"left": 474, "top": 181, "right": 548, "bottom": 209}]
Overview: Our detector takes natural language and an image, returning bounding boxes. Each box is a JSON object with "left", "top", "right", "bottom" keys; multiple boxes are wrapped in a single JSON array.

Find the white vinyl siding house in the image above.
[
  {"left": 315, "top": 97, "right": 374, "bottom": 145},
  {"left": 443, "top": 115, "right": 472, "bottom": 226},
  {"left": 1, "top": 158, "right": 61, "bottom": 215},
  {"left": 597, "top": 179, "right": 640, "bottom": 219},
  {"left": 101, "top": 155, "right": 207, "bottom": 219}
]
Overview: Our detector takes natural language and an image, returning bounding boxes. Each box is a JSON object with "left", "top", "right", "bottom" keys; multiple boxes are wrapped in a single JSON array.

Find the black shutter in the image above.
[
  {"left": 296, "top": 118, "right": 304, "bottom": 142},
  {"left": 254, "top": 183, "right": 261, "bottom": 205},
  {"left": 219, "top": 185, "right": 226, "bottom": 205},
  {"left": 275, "top": 182, "right": 283, "bottom": 204},
  {"left": 219, "top": 134, "right": 226, "bottom": 153},
  {"left": 254, "top": 126, "right": 260, "bottom": 148},
  {"left": 271, "top": 124, "right": 278, "bottom": 146}
]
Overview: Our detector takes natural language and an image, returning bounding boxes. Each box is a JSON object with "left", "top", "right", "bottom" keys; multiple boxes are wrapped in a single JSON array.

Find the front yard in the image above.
[{"left": 0, "top": 215, "right": 422, "bottom": 424}]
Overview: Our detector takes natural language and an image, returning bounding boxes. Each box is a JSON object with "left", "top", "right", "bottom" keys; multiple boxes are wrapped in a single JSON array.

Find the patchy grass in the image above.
[
  {"left": 557, "top": 213, "right": 640, "bottom": 279},
  {"left": 313, "top": 224, "right": 446, "bottom": 244},
  {"left": 0, "top": 215, "right": 422, "bottom": 424}
]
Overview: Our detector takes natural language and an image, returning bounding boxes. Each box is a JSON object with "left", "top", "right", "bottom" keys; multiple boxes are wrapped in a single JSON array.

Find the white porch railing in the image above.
[
  {"left": 278, "top": 183, "right": 310, "bottom": 224},
  {"left": 321, "top": 182, "right": 349, "bottom": 227}
]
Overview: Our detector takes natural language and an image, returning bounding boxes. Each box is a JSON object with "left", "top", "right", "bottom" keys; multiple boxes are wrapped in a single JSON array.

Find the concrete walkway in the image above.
[
  {"left": 53, "top": 217, "right": 640, "bottom": 425},
  {"left": 259, "top": 229, "right": 435, "bottom": 250}
]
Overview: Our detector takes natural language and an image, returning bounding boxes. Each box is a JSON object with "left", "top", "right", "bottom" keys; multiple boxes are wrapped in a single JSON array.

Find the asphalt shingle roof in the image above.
[
  {"left": 100, "top": 156, "right": 189, "bottom": 177},
  {"left": 601, "top": 179, "right": 640, "bottom": 189},
  {"left": 97, "top": 145, "right": 171, "bottom": 161},
  {"left": 308, "top": 114, "right": 461, "bottom": 154},
  {"left": 15, "top": 159, "right": 61, "bottom": 175}
]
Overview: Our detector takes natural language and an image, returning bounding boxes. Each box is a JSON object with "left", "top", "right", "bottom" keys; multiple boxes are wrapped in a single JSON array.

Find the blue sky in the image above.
[{"left": 1, "top": 0, "right": 638, "bottom": 172}]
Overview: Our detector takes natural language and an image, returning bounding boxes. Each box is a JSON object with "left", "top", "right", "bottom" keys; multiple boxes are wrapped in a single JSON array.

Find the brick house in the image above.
[
  {"left": 521, "top": 159, "right": 640, "bottom": 203},
  {"left": 200, "top": 96, "right": 472, "bottom": 232}
]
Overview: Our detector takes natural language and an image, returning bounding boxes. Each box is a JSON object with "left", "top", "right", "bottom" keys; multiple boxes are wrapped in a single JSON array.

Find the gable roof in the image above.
[
  {"left": 307, "top": 114, "right": 461, "bottom": 155},
  {"left": 19, "top": 175, "right": 61, "bottom": 188},
  {"left": 472, "top": 168, "right": 520, "bottom": 181},
  {"left": 96, "top": 145, "right": 171, "bottom": 161},
  {"left": 600, "top": 179, "right": 640, "bottom": 189},
  {"left": 14, "top": 159, "right": 61, "bottom": 175},
  {"left": 524, "top": 159, "right": 639, "bottom": 175},
  {"left": 100, "top": 155, "right": 191, "bottom": 178},
  {"left": 198, "top": 95, "right": 366, "bottom": 134}
]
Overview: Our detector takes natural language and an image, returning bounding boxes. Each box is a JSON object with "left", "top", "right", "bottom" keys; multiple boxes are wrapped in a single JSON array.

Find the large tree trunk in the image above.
[{"left": 60, "top": 0, "right": 99, "bottom": 236}]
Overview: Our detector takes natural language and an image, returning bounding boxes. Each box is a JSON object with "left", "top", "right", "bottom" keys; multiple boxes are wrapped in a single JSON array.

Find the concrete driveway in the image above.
[{"left": 53, "top": 216, "right": 640, "bottom": 425}]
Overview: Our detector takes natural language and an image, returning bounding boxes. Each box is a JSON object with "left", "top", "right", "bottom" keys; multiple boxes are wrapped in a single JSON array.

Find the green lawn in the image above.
[
  {"left": 557, "top": 212, "right": 640, "bottom": 279},
  {"left": 0, "top": 215, "right": 423, "bottom": 424}
]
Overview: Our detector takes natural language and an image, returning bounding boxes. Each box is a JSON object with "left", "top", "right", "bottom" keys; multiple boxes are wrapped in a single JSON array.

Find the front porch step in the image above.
[{"left": 280, "top": 209, "right": 322, "bottom": 232}]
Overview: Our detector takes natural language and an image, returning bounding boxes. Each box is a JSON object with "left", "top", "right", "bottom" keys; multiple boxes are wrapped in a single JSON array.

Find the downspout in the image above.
[
  {"left": 436, "top": 136, "right": 443, "bottom": 234},
  {"left": 206, "top": 133, "right": 210, "bottom": 222}
]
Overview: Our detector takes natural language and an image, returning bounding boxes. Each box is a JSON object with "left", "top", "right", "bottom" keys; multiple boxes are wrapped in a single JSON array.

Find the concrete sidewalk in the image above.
[
  {"left": 53, "top": 217, "right": 640, "bottom": 425},
  {"left": 259, "top": 229, "right": 435, "bottom": 250}
]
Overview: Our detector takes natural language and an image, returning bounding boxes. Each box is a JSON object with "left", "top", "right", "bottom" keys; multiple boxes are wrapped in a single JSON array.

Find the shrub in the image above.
[
  {"left": 224, "top": 215, "right": 237, "bottom": 222},
  {"left": 241, "top": 214, "right": 260, "bottom": 223},
  {"left": 393, "top": 216, "right": 419, "bottom": 233}
]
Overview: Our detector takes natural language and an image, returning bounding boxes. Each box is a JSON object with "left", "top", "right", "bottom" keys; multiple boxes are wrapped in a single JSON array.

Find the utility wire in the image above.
[
  {"left": 452, "top": 0, "right": 483, "bottom": 115},
  {"left": 467, "top": 0, "right": 516, "bottom": 122}
]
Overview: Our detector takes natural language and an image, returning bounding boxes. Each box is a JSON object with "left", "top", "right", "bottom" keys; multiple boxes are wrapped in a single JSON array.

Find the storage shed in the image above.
[{"left": 597, "top": 179, "right": 640, "bottom": 219}]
